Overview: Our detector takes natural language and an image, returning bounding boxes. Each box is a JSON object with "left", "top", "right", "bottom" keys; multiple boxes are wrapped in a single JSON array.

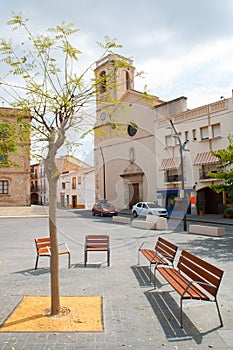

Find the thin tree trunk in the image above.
[
  {"left": 45, "top": 130, "right": 65, "bottom": 316},
  {"left": 49, "top": 176, "right": 60, "bottom": 315}
]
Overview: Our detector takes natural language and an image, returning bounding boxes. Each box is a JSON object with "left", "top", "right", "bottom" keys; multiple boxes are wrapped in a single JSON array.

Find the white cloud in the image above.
[
  {"left": 134, "top": 36, "right": 233, "bottom": 108},
  {"left": 1, "top": 0, "right": 233, "bottom": 153}
]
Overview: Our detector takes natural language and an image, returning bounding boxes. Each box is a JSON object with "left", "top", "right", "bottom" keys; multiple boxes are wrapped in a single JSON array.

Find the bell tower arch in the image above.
[{"left": 94, "top": 54, "right": 135, "bottom": 119}]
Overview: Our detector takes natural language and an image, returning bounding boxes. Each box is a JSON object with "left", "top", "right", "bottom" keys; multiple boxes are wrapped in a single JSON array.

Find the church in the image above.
[{"left": 94, "top": 53, "right": 232, "bottom": 215}]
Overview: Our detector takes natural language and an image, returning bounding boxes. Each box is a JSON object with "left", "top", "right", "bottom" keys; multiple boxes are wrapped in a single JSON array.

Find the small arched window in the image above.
[
  {"left": 127, "top": 121, "right": 138, "bottom": 137},
  {"left": 99, "top": 71, "right": 107, "bottom": 92},
  {"left": 126, "top": 71, "right": 131, "bottom": 90}
]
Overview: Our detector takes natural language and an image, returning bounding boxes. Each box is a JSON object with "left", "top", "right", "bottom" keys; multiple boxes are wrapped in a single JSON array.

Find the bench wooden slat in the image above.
[
  {"left": 35, "top": 237, "right": 71, "bottom": 269},
  {"left": 156, "top": 249, "right": 224, "bottom": 328},
  {"left": 84, "top": 235, "right": 110, "bottom": 266},
  {"left": 158, "top": 267, "right": 209, "bottom": 300},
  {"left": 138, "top": 236, "right": 178, "bottom": 284},
  {"left": 178, "top": 250, "right": 224, "bottom": 296}
]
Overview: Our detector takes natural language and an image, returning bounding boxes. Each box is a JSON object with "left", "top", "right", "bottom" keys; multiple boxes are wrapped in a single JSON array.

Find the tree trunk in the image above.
[{"left": 49, "top": 175, "right": 60, "bottom": 315}]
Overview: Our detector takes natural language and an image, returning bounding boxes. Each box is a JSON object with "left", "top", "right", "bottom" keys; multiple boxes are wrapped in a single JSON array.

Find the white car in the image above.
[{"left": 132, "top": 202, "right": 168, "bottom": 218}]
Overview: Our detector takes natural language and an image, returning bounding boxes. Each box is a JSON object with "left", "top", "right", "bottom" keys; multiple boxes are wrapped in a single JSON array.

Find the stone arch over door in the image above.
[{"left": 120, "top": 162, "right": 144, "bottom": 209}]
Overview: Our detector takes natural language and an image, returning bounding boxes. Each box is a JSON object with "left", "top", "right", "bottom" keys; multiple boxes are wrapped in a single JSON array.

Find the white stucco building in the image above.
[
  {"left": 94, "top": 53, "right": 233, "bottom": 215},
  {"left": 31, "top": 156, "right": 95, "bottom": 209}
]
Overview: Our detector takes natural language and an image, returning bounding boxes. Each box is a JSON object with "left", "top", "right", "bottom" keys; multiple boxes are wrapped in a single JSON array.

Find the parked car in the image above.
[
  {"left": 132, "top": 202, "right": 168, "bottom": 218},
  {"left": 92, "top": 201, "right": 118, "bottom": 217}
]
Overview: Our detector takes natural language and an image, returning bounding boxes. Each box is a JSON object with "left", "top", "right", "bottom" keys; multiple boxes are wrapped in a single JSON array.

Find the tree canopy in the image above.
[
  {"left": 0, "top": 12, "right": 129, "bottom": 316},
  {"left": 209, "top": 133, "right": 233, "bottom": 196}
]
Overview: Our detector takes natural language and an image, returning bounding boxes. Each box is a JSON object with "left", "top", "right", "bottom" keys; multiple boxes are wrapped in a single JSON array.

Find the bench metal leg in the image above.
[
  {"left": 68, "top": 252, "right": 71, "bottom": 268},
  {"left": 180, "top": 298, "right": 183, "bottom": 328},
  {"left": 215, "top": 299, "right": 224, "bottom": 327},
  {"left": 84, "top": 250, "right": 87, "bottom": 266},
  {"left": 35, "top": 255, "right": 39, "bottom": 270},
  {"left": 107, "top": 249, "right": 110, "bottom": 266},
  {"left": 153, "top": 264, "right": 158, "bottom": 289}
]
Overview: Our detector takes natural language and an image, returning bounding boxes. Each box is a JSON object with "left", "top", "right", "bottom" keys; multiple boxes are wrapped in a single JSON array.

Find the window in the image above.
[
  {"left": 99, "top": 71, "right": 106, "bottom": 92},
  {"left": 0, "top": 180, "right": 8, "bottom": 194},
  {"left": 165, "top": 135, "right": 172, "bottom": 147},
  {"left": 127, "top": 122, "right": 138, "bottom": 137},
  {"left": 78, "top": 176, "right": 81, "bottom": 185},
  {"left": 72, "top": 177, "right": 76, "bottom": 189},
  {"left": 62, "top": 182, "right": 66, "bottom": 189},
  {"left": 185, "top": 131, "right": 189, "bottom": 142},
  {"left": 192, "top": 129, "right": 197, "bottom": 141},
  {"left": 126, "top": 71, "right": 131, "bottom": 90},
  {"left": 212, "top": 124, "right": 221, "bottom": 138},
  {"left": 200, "top": 126, "right": 209, "bottom": 140},
  {"left": 175, "top": 133, "right": 182, "bottom": 145}
]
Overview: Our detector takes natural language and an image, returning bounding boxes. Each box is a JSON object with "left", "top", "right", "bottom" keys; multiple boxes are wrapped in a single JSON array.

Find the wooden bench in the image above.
[
  {"left": 189, "top": 224, "right": 225, "bottom": 237},
  {"left": 35, "top": 237, "right": 71, "bottom": 270},
  {"left": 156, "top": 250, "right": 224, "bottom": 328},
  {"left": 84, "top": 235, "right": 110, "bottom": 266},
  {"left": 138, "top": 236, "right": 178, "bottom": 284}
]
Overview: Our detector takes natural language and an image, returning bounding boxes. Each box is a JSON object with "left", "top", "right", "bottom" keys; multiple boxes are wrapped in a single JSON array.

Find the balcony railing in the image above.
[
  {"left": 199, "top": 171, "right": 221, "bottom": 180},
  {"left": 164, "top": 174, "right": 182, "bottom": 183}
]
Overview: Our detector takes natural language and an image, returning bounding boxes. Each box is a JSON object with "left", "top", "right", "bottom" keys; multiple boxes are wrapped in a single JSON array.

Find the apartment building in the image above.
[
  {"left": 58, "top": 166, "right": 95, "bottom": 209},
  {"left": 30, "top": 155, "right": 95, "bottom": 208},
  {"left": 94, "top": 54, "right": 232, "bottom": 214},
  {"left": 0, "top": 107, "right": 31, "bottom": 206},
  {"left": 154, "top": 97, "right": 231, "bottom": 214}
]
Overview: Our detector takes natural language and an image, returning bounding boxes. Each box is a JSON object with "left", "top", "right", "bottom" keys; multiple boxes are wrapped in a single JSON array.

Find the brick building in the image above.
[{"left": 0, "top": 108, "right": 31, "bottom": 206}]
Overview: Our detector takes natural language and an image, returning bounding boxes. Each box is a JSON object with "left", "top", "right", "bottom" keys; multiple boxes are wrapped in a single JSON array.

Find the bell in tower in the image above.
[{"left": 94, "top": 54, "right": 135, "bottom": 110}]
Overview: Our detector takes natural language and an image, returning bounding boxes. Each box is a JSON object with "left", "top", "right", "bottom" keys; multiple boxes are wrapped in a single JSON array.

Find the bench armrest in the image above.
[
  {"left": 58, "top": 242, "right": 70, "bottom": 253},
  {"left": 138, "top": 241, "right": 148, "bottom": 251},
  {"left": 181, "top": 279, "right": 214, "bottom": 298},
  {"left": 46, "top": 245, "right": 51, "bottom": 255}
]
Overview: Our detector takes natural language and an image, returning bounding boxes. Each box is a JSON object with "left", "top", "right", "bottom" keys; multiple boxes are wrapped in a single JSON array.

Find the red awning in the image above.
[
  {"left": 193, "top": 152, "right": 220, "bottom": 166},
  {"left": 160, "top": 157, "right": 180, "bottom": 170}
]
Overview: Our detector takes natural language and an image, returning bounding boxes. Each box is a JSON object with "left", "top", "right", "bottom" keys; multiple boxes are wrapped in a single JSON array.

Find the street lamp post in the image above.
[
  {"left": 100, "top": 147, "right": 106, "bottom": 200},
  {"left": 169, "top": 120, "right": 187, "bottom": 231}
]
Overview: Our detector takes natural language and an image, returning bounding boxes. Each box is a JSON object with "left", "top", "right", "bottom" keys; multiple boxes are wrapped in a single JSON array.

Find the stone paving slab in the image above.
[{"left": 0, "top": 210, "right": 232, "bottom": 349}]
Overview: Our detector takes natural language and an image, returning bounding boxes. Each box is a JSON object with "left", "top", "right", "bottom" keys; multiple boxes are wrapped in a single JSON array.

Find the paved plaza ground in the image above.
[{"left": 0, "top": 206, "right": 233, "bottom": 349}]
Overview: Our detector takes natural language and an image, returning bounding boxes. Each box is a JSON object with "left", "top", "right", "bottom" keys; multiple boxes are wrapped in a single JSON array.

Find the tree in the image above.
[
  {"left": 0, "top": 109, "right": 30, "bottom": 165},
  {"left": 0, "top": 12, "right": 127, "bottom": 315},
  {"left": 0, "top": 120, "right": 19, "bottom": 166},
  {"left": 209, "top": 134, "right": 233, "bottom": 198}
]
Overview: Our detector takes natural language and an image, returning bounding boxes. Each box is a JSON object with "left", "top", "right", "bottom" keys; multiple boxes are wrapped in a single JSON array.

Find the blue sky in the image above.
[{"left": 1, "top": 0, "right": 233, "bottom": 163}]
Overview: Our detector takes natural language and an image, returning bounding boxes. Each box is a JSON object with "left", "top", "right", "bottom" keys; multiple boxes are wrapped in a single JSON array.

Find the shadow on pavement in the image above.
[
  {"left": 131, "top": 265, "right": 222, "bottom": 344},
  {"left": 144, "top": 290, "right": 221, "bottom": 344},
  {"left": 176, "top": 235, "right": 233, "bottom": 262},
  {"left": 131, "top": 265, "right": 162, "bottom": 288},
  {"left": 13, "top": 267, "right": 50, "bottom": 276}
]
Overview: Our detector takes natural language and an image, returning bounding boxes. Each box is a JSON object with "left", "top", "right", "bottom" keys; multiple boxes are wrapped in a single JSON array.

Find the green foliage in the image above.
[
  {"left": 224, "top": 207, "right": 233, "bottom": 216},
  {"left": 209, "top": 134, "right": 233, "bottom": 195},
  {"left": 0, "top": 121, "right": 19, "bottom": 166},
  {"left": 0, "top": 13, "right": 127, "bottom": 161},
  {"left": 0, "top": 13, "right": 131, "bottom": 315}
]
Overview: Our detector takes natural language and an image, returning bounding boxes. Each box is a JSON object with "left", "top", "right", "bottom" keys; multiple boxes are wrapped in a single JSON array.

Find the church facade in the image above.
[{"left": 94, "top": 54, "right": 233, "bottom": 215}]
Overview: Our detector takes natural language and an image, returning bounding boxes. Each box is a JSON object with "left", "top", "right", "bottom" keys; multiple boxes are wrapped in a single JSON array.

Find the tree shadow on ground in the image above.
[{"left": 176, "top": 234, "right": 233, "bottom": 262}]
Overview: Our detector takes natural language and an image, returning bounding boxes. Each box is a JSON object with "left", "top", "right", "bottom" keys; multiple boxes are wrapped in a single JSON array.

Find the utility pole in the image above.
[
  {"left": 100, "top": 147, "right": 106, "bottom": 200},
  {"left": 169, "top": 120, "right": 187, "bottom": 231}
]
